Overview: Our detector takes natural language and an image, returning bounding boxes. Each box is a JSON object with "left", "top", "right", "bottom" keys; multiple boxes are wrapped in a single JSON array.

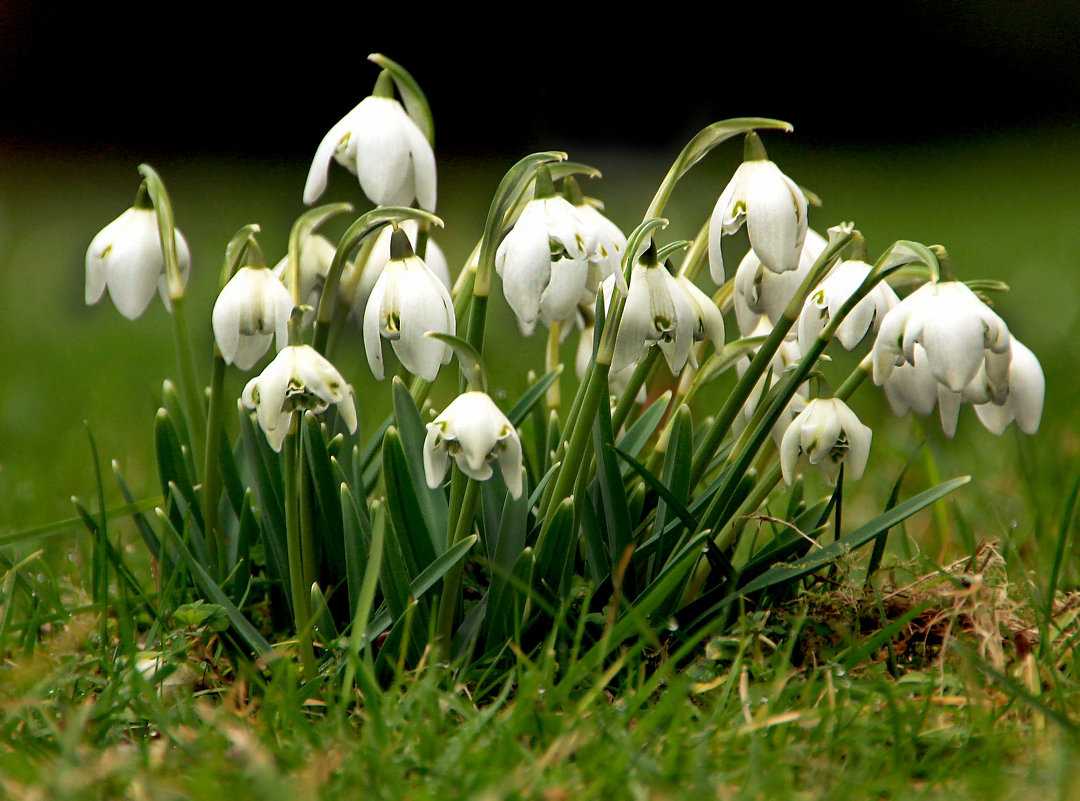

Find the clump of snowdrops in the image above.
[{"left": 71, "top": 54, "right": 1044, "bottom": 689}]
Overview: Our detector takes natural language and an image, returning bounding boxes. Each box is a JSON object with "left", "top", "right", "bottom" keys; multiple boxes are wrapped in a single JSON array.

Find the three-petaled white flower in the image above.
[
  {"left": 423, "top": 392, "right": 523, "bottom": 498},
  {"left": 363, "top": 230, "right": 455, "bottom": 382},
  {"left": 303, "top": 95, "right": 436, "bottom": 211},
  {"left": 212, "top": 267, "right": 294, "bottom": 370},
  {"left": 495, "top": 197, "right": 599, "bottom": 336},
  {"left": 347, "top": 221, "right": 451, "bottom": 324},
  {"left": 780, "top": 397, "right": 872, "bottom": 486},
  {"left": 242, "top": 345, "right": 357, "bottom": 452},
  {"left": 611, "top": 256, "right": 694, "bottom": 375},
  {"left": 971, "top": 337, "right": 1044, "bottom": 436},
  {"left": 797, "top": 259, "right": 899, "bottom": 352},
  {"left": 872, "top": 281, "right": 1011, "bottom": 398},
  {"left": 708, "top": 143, "right": 808, "bottom": 283},
  {"left": 85, "top": 207, "right": 191, "bottom": 320}
]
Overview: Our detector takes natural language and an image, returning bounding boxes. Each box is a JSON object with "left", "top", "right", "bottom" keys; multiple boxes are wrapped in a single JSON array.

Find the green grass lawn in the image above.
[{"left": 2, "top": 126, "right": 1080, "bottom": 797}]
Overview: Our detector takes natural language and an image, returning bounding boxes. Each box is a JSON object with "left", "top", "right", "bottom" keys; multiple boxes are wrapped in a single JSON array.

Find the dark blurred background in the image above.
[{"left": 2, "top": 1, "right": 1079, "bottom": 158}]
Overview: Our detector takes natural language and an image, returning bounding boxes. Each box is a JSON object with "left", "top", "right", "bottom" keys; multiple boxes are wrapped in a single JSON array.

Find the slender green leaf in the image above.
[
  {"left": 507, "top": 369, "right": 562, "bottom": 427},
  {"left": 391, "top": 379, "right": 449, "bottom": 552}
]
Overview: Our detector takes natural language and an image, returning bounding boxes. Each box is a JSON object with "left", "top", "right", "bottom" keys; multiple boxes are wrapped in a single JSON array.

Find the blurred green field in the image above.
[{"left": 2, "top": 126, "right": 1078, "bottom": 558}]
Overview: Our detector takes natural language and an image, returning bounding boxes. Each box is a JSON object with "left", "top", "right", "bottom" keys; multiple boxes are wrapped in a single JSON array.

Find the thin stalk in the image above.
[
  {"left": 545, "top": 321, "right": 562, "bottom": 411},
  {"left": 201, "top": 351, "right": 227, "bottom": 570},
  {"left": 285, "top": 419, "right": 317, "bottom": 678},
  {"left": 611, "top": 348, "right": 660, "bottom": 433},
  {"left": 437, "top": 473, "right": 479, "bottom": 656}
]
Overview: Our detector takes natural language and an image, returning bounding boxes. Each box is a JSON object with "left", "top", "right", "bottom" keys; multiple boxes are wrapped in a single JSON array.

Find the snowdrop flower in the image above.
[
  {"left": 86, "top": 207, "right": 191, "bottom": 320},
  {"left": 212, "top": 267, "right": 294, "bottom": 370},
  {"left": 972, "top": 338, "right": 1044, "bottom": 436},
  {"left": 734, "top": 229, "right": 826, "bottom": 335},
  {"left": 572, "top": 198, "right": 629, "bottom": 296},
  {"left": 347, "top": 220, "right": 450, "bottom": 323},
  {"left": 797, "top": 259, "right": 898, "bottom": 351},
  {"left": 780, "top": 397, "right": 872, "bottom": 486},
  {"left": 363, "top": 228, "right": 455, "bottom": 382},
  {"left": 872, "top": 281, "right": 1011, "bottom": 396},
  {"left": 880, "top": 344, "right": 939, "bottom": 419},
  {"left": 676, "top": 275, "right": 726, "bottom": 365},
  {"left": 708, "top": 133, "right": 808, "bottom": 283},
  {"left": 303, "top": 89, "right": 436, "bottom": 211},
  {"left": 495, "top": 196, "right": 599, "bottom": 335},
  {"left": 611, "top": 250, "right": 696, "bottom": 375},
  {"left": 423, "top": 392, "right": 523, "bottom": 498},
  {"left": 242, "top": 345, "right": 357, "bottom": 452}
]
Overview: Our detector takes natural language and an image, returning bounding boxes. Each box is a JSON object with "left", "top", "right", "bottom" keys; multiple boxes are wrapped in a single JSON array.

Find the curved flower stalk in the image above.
[
  {"left": 85, "top": 207, "right": 191, "bottom": 320},
  {"left": 734, "top": 228, "right": 826, "bottom": 335},
  {"left": 273, "top": 232, "right": 337, "bottom": 316},
  {"left": 423, "top": 391, "right": 523, "bottom": 498},
  {"left": 303, "top": 86, "right": 436, "bottom": 211},
  {"left": 780, "top": 397, "right": 872, "bottom": 486},
  {"left": 363, "top": 229, "right": 455, "bottom": 382},
  {"left": 797, "top": 258, "right": 899, "bottom": 352},
  {"left": 872, "top": 280, "right": 1011, "bottom": 396},
  {"left": 212, "top": 267, "right": 294, "bottom": 370},
  {"left": 241, "top": 345, "right": 357, "bottom": 452},
  {"left": 495, "top": 196, "right": 600, "bottom": 335},
  {"left": 347, "top": 220, "right": 450, "bottom": 324},
  {"left": 708, "top": 133, "right": 808, "bottom": 283}
]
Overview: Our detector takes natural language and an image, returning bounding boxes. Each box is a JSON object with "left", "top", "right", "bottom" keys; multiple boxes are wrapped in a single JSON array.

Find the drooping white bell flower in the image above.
[
  {"left": 495, "top": 196, "right": 599, "bottom": 336},
  {"left": 273, "top": 233, "right": 338, "bottom": 315},
  {"left": 880, "top": 343, "right": 939, "bottom": 419},
  {"left": 347, "top": 220, "right": 451, "bottom": 324},
  {"left": 241, "top": 345, "right": 358, "bottom": 452},
  {"left": 708, "top": 134, "right": 808, "bottom": 283},
  {"left": 363, "top": 229, "right": 455, "bottom": 382},
  {"left": 733, "top": 229, "right": 826, "bottom": 335},
  {"left": 610, "top": 252, "right": 696, "bottom": 376},
  {"left": 423, "top": 391, "right": 523, "bottom": 498},
  {"left": 676, "top": 275, "right": 726, "bottom": 366},
  {"left": 780, "top": 397, "right": 872, "bottom": 486},
  {"left": 572, "top": 200, "right": 629, "bottom": 296},
  {"left": 797, "top": 259, "right": 899, "bottom": 352},
  {"left": 85, "top": 207, "right": 191, "bottom": 320},
  {"left": 972, "top": 337, "right": 1044, "bottom": 436},
  {"left": 872, "top": 281, "right": 1011, "bottom": 395},
  {"left": 303, "top": 94, "right": 436, "bottom": 211},
  {"left": 212, "top": 267, "right": 294, "bottom": 370}
]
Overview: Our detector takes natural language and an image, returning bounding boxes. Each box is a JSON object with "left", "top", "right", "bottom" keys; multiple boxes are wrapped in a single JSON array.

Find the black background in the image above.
[{"left": 3, "top": 1, "right": 1079, "bottom": 159}]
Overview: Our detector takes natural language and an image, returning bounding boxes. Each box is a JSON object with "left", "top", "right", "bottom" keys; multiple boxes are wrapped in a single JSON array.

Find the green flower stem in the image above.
[
  {"left": 437, "top": 469, "right": 478, "bottom": 656},
  {"left": 201, "top": 350, "right": 227, "bottom": 571},
  {"left": 545, "top": 321, "right": 562, "bottom": 411},
  {"left": 688, "top": 228, "right": 854, "bottom": 488},
  {"left": 284, "top": 419, "right": 317, "bottom": 678},
  {"left": 167, "top": 293, "right": 206, "bottom": 465},
  {"left": 610, "top": 348, "right": 660, "bottom": 433}
]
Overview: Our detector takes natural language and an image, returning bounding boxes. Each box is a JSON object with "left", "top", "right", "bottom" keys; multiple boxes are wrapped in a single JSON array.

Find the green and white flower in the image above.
[
  {"left": 780, "top": 397, "right": 872, "bottom": 486},
  {"left": 423, "top": 392, "right": 523, "bottom": 498},
  {"left": 363, "top": 230, "right": 455, "bottom": 382},
  {"left": 85, "top": 207, "right": 190, "bottom": 320},
  {"left": 797, "top": 259, "right": 898, "bottom": 351},
  {"left": 212, "top": 267, "right": 294, "bottom": 370},
  {"left": 241, "top": 345, "right": 357, "bottom": 452},
  {"left": 303, "top": 95, "right": 436, "bottom": 211}
]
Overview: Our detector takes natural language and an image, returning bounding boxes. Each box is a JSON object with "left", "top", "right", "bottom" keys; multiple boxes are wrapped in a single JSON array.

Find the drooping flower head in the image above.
[
  {"left": 242, "top": 345, "right": 357, "bottom": 452},
  {"left": 780, "top": 397, "right": 872, "bottom": 486},
  {"left": 86, "top": 206, "right": 191, "bottom": 320},
  {"left": 797, "top": 258, "right": 899, "bottom": 352},
  {"left": 734, "top": 228, "right": 827, "bottom": 336},
  {"left": 423, "top": 392, "right": 523, "bottom": 498},
  {"left": 303, "top": 71, "right": 436, "bottom": 211},
  {"left": 495, "top": 191, "right": 599, "bottom": 336},
  {"left": 363, "top": 227, "right": 455, "bottom": 382},
  {"left": 708, "top": 132, "right": 808, "bottom": 284},
  {"left": 212, "top": 266, "right": 294, "bottom": 370}
]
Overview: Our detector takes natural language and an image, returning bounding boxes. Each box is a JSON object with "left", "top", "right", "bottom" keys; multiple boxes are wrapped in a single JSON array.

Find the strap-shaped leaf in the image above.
[
  {"left": 507, "top": 369, "right": 561, "bottom": 427},
  {"left": 155, "top": 408, "right": 201, "bottom": 534},
  {"left": 534, "top": 498, "right": 575, "bottom": 594},
  {"left": 391, "top": 379, "right": 449, "bottom": 552},
  {"left": 382, "top": 427, "right": 438, "bottom": 572},
  {"left": 616, "top": 392, "right": 671, "bottom": 473},
  {"left": 302, "top": 412, "right": 347, "bottom": 577},
  {"left": 237, "top": 406, "right": 289, "bottom": 591},
  {"left": 655, "top": 406, "right": 694, "bottom": 554},
  {"left": 593, "top": 385, "right": 634, "bottom": 597},
  {"left": 340, "top": 484, "right": 371, "bottom": 617}
]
